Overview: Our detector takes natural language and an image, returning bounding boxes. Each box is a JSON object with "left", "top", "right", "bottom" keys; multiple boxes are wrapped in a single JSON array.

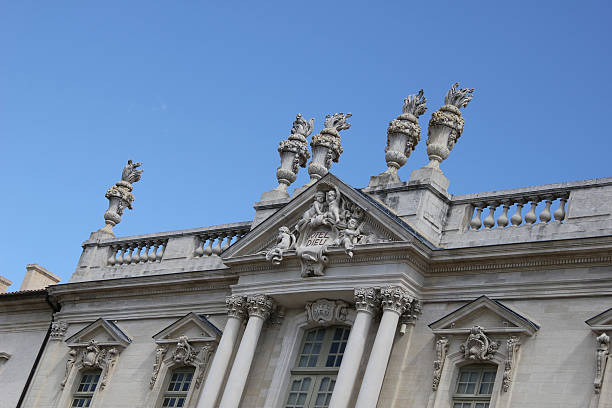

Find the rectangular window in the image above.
[
  {"left": 452, "top": 365, "right": 497, "bottom": 408},
  {"left": 71, "top": 371, "right": 101, "bottom": 407},
  {"left": 161, "top": 367, "right": 195, "bottom": 408},
  {"left": 284, "top": 326, "right": 349, "bottom": 408}
]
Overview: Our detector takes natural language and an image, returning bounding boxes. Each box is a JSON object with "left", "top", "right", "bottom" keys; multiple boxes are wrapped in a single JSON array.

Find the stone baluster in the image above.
[
  {"left": 306, "top": 113, "right": 351, "bottom": 185},
  {"left": 203, "top": 235, "right": 214, "bottom": 257},
  {"left": 469, "top": 203, "right": 484, "bottom": 230},
  {"left": 140, "top": 243, "right": 150, "bottom": 263},
  {"left": 115, "top": 246, "right": 125, "bottom": 265},
  {"left": 554, "top": 195, "right": 568, "bottom": 222},
  {"left": 212, "top": 234, "right": 223, "bottom": 256},
  {"left": 497, "top": 201, "right": 510, "bottom": 228},
  {"left": 148, "top": 242, "right": 159, "bottom": 262},
  {"left": 329, "top": 288, "right": 380, "bottom": 408},
  {"left": 98, "top": 159, "right": 143, "bottom": 236},
  {"left": 197, "top": 296, "right": 248, "bottom": 408},
  {"left": 483, "top": 202, "right": 498, "bottom": 229},
  {"left": 124, "top": 244, "right": 133, "bottom": 264},
  {"left": 194, "top": 236, "right": 205, "bottom": 257},
  {"left": 218, "top": 295, "right": 275, "bottom": 408},
  {"left": 108, "top": 246, "right": 118, "bottom": 266},
  {"left": 524, "top": 198, "right": 539, "bottom": 225},
  {"left": 540, "top": 196, "right": 553, "bottom": 223},
  {"left": 510, "top": 200, "right": 524, "bottom": 226},
  {"left": 132, "top": 244, "right": 141, "bottom": 263},
  {"left": 155, "top": 241, "right": 165, "bottom": 261},
  {"left": 355, "top": 287, "right": 413, "bottom": 408},
  {"left": 221, "top": 233, "right": 232, "bottom": 252}
]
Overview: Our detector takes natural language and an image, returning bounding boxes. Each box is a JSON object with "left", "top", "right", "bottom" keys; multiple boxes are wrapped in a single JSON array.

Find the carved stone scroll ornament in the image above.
[
  {"left": 503, "top": 336, "right": 520, "bottom": 392},
  {"left": 50, "top": 321, "right": 68, "bottom": 340},
  {"left": 149, "top": 346, "right": 168, "bottom": 389},
  {"left": 595, "top": 332, "right": 610, "bottom": 394},
  {"left": 61, "top": 340, "right": 118, "bottom": 390},
  {"left": 273, "top": 114, "right": 314, "bottom": 195},
  {"left": 424, "top": 83, "right": 474, "bottom": 172},
  {"left": 370, "top": 90, "right": 427, "bottom": 186},
  {"left": 306, "top": 113, "right": 351, "bottom": 185},
  {"left": 432, "top": 337, "right": 449, "bottom": 391},
  {"left": 460, "top": 326, "right": 500, "bottom": 361},
  {"left": 172, "top": 336, "right": 197, "bottom": 365},
  {"left": 306, "top": 299, "right": 349, "bottom": 326},
  {"left": 150, "top": 338, "right": 215, "bottom": 390},
  {"left": 99, "top": 159, "right": 143, "bottom": 236}
]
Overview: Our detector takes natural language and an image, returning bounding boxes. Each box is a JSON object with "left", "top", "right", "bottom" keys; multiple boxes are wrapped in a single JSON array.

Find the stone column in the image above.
[
  {"left": 217, "top": 294, "right": 275, "bottom": 408},
  {"left": 329, "top": 288, "right": 379, "bottom": 408},
  {"left": 354, "top": 287, "right": 412, "bottom": 408},
  {"left": 196, "top": 296, "right": 247, "bottom": 408}
]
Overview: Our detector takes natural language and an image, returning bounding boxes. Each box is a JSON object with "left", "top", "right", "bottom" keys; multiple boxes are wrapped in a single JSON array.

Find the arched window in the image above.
[
  {"left": 452, "top": 364, "right": 497, "bottom": 408},
  {"left": 71, "top": 370, "right": 101, "bottom": 407},
  {"left": 160, "top": 367, "right": 196, "bottom": 408},
  {"left": 284, "top": 326, "right": 350, "bottom": 408}
]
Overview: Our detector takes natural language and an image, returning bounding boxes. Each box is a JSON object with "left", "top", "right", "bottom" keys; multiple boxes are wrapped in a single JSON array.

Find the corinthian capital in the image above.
[
  {"left": 226, "top": 295, "right": 248, "bottom": 320},
  {"left": 380, "top": 286, "right": 413, "bottom": 314},
  {"left": 246, "top": 294, "right": 275, "bottom": 320},
  {"left": 354, "top": 287, "right": 380, "bottom": 315}
]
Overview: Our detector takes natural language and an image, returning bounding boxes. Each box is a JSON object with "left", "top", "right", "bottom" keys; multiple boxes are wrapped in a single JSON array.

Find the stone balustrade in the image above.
[
  {"left": 194, "top": 226, "right": 251, "bottom": 257},
  {"left": 466, "top": 192, "right": 570, "bottom": 230},
  {"left": 108, "top": 239, "right": 168, "bottom": 266}
]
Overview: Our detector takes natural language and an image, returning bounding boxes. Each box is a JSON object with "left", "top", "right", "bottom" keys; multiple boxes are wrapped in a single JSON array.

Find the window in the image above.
[
  {"left": 452, "top": 364, "right": 497, "bottom": 408},
  {"left": 161, "top": 367, "right": 195, "bottom": 408},
  {"left": 284, "top": 326, "right": 350, "bottom": 408},
  {"left": 71, "top": 370, "right": 101, "bottom": 407}
]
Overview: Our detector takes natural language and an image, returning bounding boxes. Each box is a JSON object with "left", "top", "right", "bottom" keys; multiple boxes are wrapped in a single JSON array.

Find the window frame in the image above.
[
  {"left": 451, "top": 364, "right": 497, "bottom": 408},
  {"left": 70, "top": 370, "right": 102, "bottom": 408},
  {"left": 283, "top": 325, "right": 351, "bottom": 408},
  {"left": 159, "top": 366, "right": 196, "bottom": 408}
]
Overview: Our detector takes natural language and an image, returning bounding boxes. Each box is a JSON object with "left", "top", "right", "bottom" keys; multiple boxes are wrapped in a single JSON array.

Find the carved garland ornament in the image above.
[
  {"left": 61, "top": 340, "right": 119, "bottom": 390},
  {"left": 595, "top": 332, "right": 610, "bottom": 394},
  {"left": 432, "top": 337, "right": 449, "bottom": 391},
  {"left": 503, "top": 336, "right": 520, "bottom": 392}
]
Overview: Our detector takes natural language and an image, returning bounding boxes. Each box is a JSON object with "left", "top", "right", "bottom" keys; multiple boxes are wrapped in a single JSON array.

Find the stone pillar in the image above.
[
  {"left": 354, "top": 287, "right": 412, "bottom": 408},
  {"left": 329, "top": 288, "right": 379, "bottom": 408},
  {"left": 217, "top": 294, "right": 275, "bottom": 408},
  {"left": 196, "top": 296, "right": 247, "bottom": 408}
]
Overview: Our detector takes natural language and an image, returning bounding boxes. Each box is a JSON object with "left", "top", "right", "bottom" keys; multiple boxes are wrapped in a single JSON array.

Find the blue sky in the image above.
[{"left": 1, "top": 1, "right": 611, "bottom": 289}]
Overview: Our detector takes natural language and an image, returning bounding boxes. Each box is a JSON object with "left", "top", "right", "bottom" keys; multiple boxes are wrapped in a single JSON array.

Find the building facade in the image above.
[{"left": 2, "top": 84, "right": 612, "bottom": 408}]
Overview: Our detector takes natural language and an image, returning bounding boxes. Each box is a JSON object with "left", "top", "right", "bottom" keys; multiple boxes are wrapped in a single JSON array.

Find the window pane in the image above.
[
  {"left": 454, "top": 365, "right": 495, "bottom": 408},
  {"left": 313, "top": 377, "right": 335, "bottom": 408},
  {"left": 297, "top": 329, "right": 325, "bottom": 368},
  {"left": 325, "top": 327, "right": 350, "bottom": 368},
  {"left": 162, "top": 368, "right": 195, "bottom": 407},
  {"left": 285, "top": 377, "right": 313, "bottom": 408}
]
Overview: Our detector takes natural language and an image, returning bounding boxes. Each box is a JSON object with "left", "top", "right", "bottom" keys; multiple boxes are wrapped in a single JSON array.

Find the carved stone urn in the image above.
[
  {"left": 424, "top": 83, "right": 474, "bottom": 172},
  {"left": 262, "top": 114, "right": 313, "bottom": 200},
  {"left": 99, "top": 160, "right": 143, "bottom": 236},
  {"left": 369, "top": 90, "right": 427, "bottom": 187},
  {"left": 306, "top": 113, "right": 351, "bottom": 185}
]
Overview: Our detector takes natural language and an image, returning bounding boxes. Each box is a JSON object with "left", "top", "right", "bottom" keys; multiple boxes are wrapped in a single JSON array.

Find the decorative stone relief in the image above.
[
  {"left": 305, "top": 299, "right": 349, "bottom": 325},
  {"left": 307, "top": 113, "right": 351, "bottom": 185},
  {"left": 61, "top": 340, "right": 118, "bottom": 390},
  {"left": 460, "top": 326, "right": 500, "bottom": 361},
  {"left": 595, "top": 332, "right": 609, "bottom": 394},
  {"left": 172, "top": 336, "right": 198, "bottom": 365},
  {"left": 264, "top": 227, "right": 296, "bottom": 265},
  {"left": 246, "top": 294, "right": 275, "bottom": 320},
  {"left": 354, "top": 287, "right": 380, "bottom": 315},
  {"left": 503, "top": 336, "right": 520, "bottom": 392},
  {"left": 370, "top": 90, "right": 427, "bottom": 186},
  {"left": 380, "top": 286, "right": 413, "bottom": 314},
  {"left": 432, "top": 337, "right": 449, "bottom": 391},
  {"left": 99, "top": 159, "right": 143, "bottom": 236},
  {"left": 50, "top": 321, "right": 68, "bottom": 340},
  {"left": 226, "top": 295, "right": 248, "bottom": 320},
  {"left": 149, "top": 346, "right": 167, "bottom": 388},
  {"left": 424, "top": 83, "right": 474, "bottom": 172}
]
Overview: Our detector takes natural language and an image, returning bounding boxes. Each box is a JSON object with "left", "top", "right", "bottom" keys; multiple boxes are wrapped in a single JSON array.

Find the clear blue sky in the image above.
[{"left": 1, "top": 1, "right": 611, "bottom": 290}]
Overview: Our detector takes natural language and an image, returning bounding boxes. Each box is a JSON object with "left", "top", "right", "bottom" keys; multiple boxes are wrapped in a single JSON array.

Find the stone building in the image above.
[{"left": 2, "top": 83, "right": 612, "bottom": 408}]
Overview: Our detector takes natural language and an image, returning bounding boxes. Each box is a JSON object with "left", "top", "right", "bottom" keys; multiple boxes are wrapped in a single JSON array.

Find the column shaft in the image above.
[
  {"left": 354, "top": 309, "right": 400, "bottom": 408},
  {"left": 196, "top": 316, "right": 243, "bottom": 408},
  {"left": 328, "top": 310, "right": 374, "bottom": 408},
  {"left": 218, "top": 315, "right": 265, "bottom": 408}
]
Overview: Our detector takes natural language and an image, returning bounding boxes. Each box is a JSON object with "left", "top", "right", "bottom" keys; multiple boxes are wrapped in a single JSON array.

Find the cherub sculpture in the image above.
[
  {"left": 325, "top": 188, "right": 341, "bottom": 224},
  {"left": 335, "top": 218, "right": 362, "bottom": 257},
  {"left": 296, "top": 191, "right": 327, "bottom": 232},
  {"left": 266, "top": 226, "right": 296, "bottom": 265}
]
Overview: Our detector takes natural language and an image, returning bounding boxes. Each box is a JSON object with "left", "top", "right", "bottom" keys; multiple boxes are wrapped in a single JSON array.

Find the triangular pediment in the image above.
[
  {"left": 223, "top": 173, "right": 429, "bottom": 262},
  {"left": 429, "top": 296, "right": 539, "bottom": 336},
  {"left": 586, "top": 308, "right": 612, "bottom": 333},
  {"left": 66, "top": 318, "right": 131, "bottom": 348},
  {"left": 153, "top": 312, "right": 221, "bottom": 344}
]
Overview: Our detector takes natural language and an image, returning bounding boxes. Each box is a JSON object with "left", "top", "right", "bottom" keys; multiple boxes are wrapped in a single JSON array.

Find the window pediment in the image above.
[
  {"left": 152, "top": 312, "right": 221, "bottom": 344},
  {"left": 65, "top": 318, "right": 131, "bottom": 348}
]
